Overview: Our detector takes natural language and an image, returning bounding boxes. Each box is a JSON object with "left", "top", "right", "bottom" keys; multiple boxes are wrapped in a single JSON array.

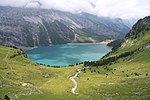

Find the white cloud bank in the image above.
[{"left": 0, "top": 0, "right": 150, "bottom": 19}]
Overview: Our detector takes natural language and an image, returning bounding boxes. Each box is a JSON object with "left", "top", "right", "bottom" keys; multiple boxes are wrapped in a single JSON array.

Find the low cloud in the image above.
[{"left": 0, "top": 0, "right": 150, "bottom": 19}]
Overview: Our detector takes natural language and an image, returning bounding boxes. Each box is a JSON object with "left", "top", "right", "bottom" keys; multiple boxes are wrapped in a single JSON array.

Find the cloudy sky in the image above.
[{"left": 0, "top": 0, "right": 150, "bottom": 19}]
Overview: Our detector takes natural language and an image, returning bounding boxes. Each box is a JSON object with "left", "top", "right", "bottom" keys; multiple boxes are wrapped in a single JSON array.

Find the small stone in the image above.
[
  {"left": 20, "top": 83, "right": 30, "bottom": 87},
  {"left": 43, "top": 74, "right": 50, "bottom": 78}
]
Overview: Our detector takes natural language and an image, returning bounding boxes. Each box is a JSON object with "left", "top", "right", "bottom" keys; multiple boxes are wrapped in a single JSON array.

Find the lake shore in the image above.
[
  {"left": 67, "top": 41, "right": 111, "bottom": 45},
  {"left": 21, "top": 40, "right": 114, "bottom": 51}
]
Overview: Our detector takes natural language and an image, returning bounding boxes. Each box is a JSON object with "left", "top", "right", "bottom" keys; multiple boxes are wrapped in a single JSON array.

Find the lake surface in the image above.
[{"left": 26, "top": 43, "right": 111, "bottom": 67}]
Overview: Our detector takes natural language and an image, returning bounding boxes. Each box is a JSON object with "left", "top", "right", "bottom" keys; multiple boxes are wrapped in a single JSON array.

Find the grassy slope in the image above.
[
  {"left": 0, "top": 46, "right": 83, "bottom": 99},
  {"left": 75, "top": 31, "right": 150, "bottom": 100},
  {"left": 0, "top": 31, "right": 150, "bottom": 100},
  {"left": 76, "top": 51, "right": 150, "bottom": 100}
]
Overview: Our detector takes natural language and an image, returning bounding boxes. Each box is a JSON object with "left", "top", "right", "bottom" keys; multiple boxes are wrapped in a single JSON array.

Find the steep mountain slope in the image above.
[
  {"left": 82, "top": 16, "right": 150, "bottom": 99},
  {"left": 0, "top": 16, "right": 149, "bottom": 100},
  {"left": 85, "top": 16, "right": 150, "bottom": 66},
  {"left": 0, "top": 6, "right": 129, "bottom": 48}
]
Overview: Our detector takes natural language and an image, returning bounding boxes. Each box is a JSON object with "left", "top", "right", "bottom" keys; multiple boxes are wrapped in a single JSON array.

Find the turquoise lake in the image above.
[{"left": 26, "top": 43, "right": 112, "bottom": 67}]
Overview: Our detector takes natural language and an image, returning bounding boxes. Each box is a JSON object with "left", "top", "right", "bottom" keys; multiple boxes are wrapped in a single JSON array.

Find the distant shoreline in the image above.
[
  {"left": 67, "top": 40, "right": 114, "bottom": 45},
  {"left": 67, "top": 42, "right": 108, "bottom": 45},
  {"left": 19, "top": 40, "right": 114, "bottom": 51}
]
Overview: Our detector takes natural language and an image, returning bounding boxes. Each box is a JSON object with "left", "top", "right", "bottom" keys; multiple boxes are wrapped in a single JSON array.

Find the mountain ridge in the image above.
[
  {"left": 0, "top": 6, "right": 130, "bottom": 48},
  {"left": 85, "top": 15, "right": 150, "bottom": 68}
]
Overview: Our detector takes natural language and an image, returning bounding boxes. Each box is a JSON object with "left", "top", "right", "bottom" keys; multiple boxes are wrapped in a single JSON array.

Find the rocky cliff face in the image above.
[
  {"left": 125, "top": 16, "right": 150, "bottom": 39},
  {"left": 0, "top": 6, "right": 130, "bottom": 47}
]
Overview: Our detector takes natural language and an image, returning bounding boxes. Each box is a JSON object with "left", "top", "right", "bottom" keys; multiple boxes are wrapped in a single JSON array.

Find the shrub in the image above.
[
  {"left": 134, "top": 73, "right": 139, "bottom": 76},
  {"left": 4, "top": 95, "right": 10, "bottom": 100}
]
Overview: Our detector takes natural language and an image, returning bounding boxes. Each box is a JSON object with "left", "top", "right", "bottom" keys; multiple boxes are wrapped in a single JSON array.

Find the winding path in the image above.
[
  {"left": 70, "top": 66, "right": 89, "bottom": 94},
  {"left": 70, "top": 69, "right": 81, "bottom": 94}
]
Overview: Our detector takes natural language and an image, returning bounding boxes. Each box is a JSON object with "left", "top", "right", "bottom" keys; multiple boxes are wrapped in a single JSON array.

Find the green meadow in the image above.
[{"left": 0, "top": 29, "right": 150, "bottom": 99}]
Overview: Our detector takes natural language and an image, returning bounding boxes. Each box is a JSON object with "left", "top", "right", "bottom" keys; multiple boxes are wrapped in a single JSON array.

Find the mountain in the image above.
[
  {"left": 126, "top": 16, "right": 150, "bottom": 38},
  {"left": 107, "top": 17, "right": 149, "bottom": 50},
  {"left": 0, "top": 6, "right": 130, "bottom": 48},
  {"left": 85, "top": 16, "right": 150, "bottom": 66},
  {"left": 0, "top": 16, "right": 149, "bottom": 100},
  {"left": 83, "top": 16, "right": 150, "bottom": 99}
]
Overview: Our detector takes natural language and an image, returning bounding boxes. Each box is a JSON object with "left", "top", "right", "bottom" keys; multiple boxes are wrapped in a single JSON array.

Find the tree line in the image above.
[{"left": 84, "top": 49, "right": 139, "bottom": 67}]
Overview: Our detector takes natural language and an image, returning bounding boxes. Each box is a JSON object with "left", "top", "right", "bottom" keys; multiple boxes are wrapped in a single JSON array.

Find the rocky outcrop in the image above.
[
  {"left": 0, "top": 6, "right": 130, "bottom": 47},
  {"left": 125, "top": 16, "right": 150, "bottom": 39}
]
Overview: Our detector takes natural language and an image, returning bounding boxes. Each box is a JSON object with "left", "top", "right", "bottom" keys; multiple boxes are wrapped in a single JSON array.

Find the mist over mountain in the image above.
[
  {"left": 122, "top": 18, "right": 138, "bottom": 28},
  {"left": 0, "top": 0, "right": 150, "bottom": 19},
  {"left": 23, "top": 0, "right": 42, "bottom": 8}
]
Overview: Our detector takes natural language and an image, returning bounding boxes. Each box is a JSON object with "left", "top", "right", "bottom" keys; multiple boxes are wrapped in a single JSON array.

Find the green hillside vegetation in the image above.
[
  {"left": 82, "top": 16, "right": 150, "bottom": 99},
  {"left": 0, "top": 16, "right": 150, "bottom": 100},
  {"left": 0, "top": 46, "right": 83, "bottom": 99}
]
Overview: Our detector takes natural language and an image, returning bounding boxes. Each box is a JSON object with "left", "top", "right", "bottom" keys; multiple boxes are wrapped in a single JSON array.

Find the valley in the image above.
[{"left": 0, "top": 16, "right": 150, "bottom": 100}]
